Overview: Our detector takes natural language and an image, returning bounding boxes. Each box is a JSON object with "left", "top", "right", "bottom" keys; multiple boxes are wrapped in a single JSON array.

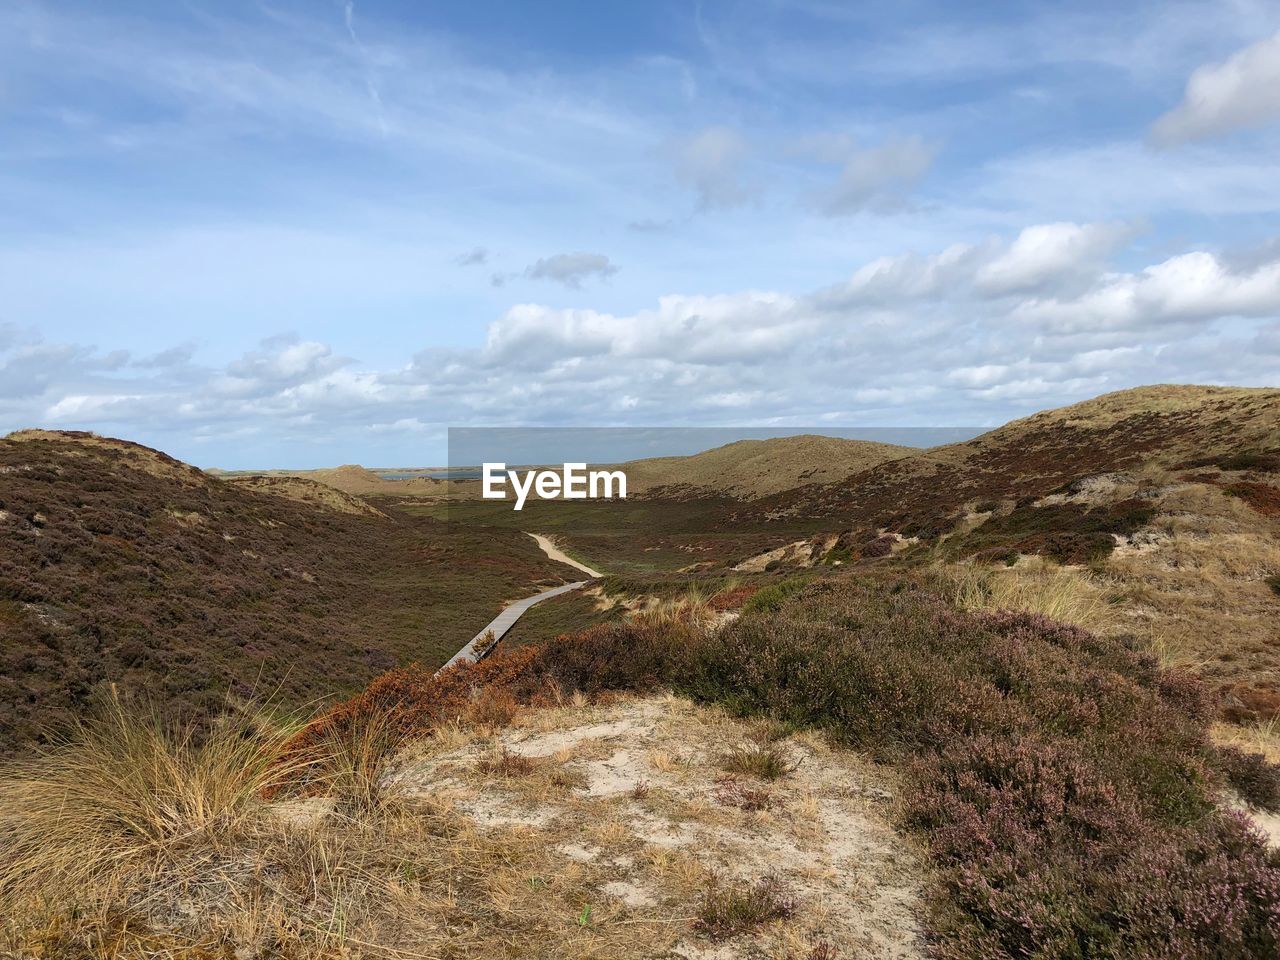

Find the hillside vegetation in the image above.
[
  {"left": 0, "top": 431, "right": 572, "bottom": 755},
  {"left": 622, "top": 434, "right": 922, "bottom": 500},
  {"left": 6, "top": 574, "right": 1277, "bottom": 958}
]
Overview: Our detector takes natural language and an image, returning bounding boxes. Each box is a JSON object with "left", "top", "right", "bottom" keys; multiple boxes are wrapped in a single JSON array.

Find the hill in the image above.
[
  {"left": 750, "top": 384, "right": 1280, "bottom": 525},
  {"left": 622, "top": 434, "right": 921, "bottom": 500},
  {"left": 222, "top": 474, "right": 387, "bottom": 517},
  {"left": 717, "top": 386, "right": 1280, "bottom": 722},
  {"left": 0, "top": 431, "right": 574, "bottom": 755}
]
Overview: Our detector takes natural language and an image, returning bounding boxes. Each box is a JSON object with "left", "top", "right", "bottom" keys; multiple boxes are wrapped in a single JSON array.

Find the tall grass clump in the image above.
[
  {"left": 941, "top": 559, "right": 1111, "bottom": 630},
  {"left": 0, "top": 693, "right": 301, "bottom": 916}
]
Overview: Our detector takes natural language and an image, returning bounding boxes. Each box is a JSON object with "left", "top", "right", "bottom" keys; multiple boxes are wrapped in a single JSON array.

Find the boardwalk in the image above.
[
  {"left": 436, "top": 534, "right": 601, "bottom": 675},
  {"left": 436, "top": 579, "right": 589, "bottom": 673}
]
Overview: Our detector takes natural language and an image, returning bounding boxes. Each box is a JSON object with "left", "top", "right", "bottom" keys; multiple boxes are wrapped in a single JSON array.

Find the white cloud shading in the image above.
[
  {"left": 802, "top": 135, "right": 937, "bottom": 215},
  {"left": 975, "top": 222, "right": 1133, "bottom": 295},
  {"left": 5, "top": 226, "right": 1279, "bottom": 466},
  {"left": 525, "top": 253, "right": 619, "bottom": 289},
  {"left": 673, "top": 127, "right": 754, "bottom": 210},
  {"left": 1152, "top": 31, "right": 1280, "bottom": 144}
]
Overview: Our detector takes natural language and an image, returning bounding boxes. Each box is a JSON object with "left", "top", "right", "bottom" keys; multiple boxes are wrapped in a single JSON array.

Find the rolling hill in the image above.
[
  {"left": 621, "top": 434, "right": 922, "bottom": 499},
  {"left": 0, "top": 431, "right": 573, "bottom": 756}
]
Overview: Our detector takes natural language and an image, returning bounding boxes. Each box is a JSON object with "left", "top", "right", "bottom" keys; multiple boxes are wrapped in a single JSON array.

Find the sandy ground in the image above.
[
  {"left": 531, "top": 532, "right": 604, "bottom": 578},
  {"left": 390, "top": 693, "right": 928, "bottom": 959}
]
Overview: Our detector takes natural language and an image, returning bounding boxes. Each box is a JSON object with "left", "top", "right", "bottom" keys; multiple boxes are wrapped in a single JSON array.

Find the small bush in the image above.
[
  {"left": 741, "top": 578, "right": 806, "bottom": 615},
  {"left": 477, "top": 746, "right": 537, "bottom": 779},
  {"left": 694, "top": 874, "right": 796, "bottom": 939},
  {"left": 713, "top": 777, "right": 773, "bottom": 811},
  {"left": 467, "top": 687, "right": 519, "bottom": 728},
  {"left": 1217, "top": 745, "right": 1280, "bottom": 811},
  {"left": 1266, "top": 574, "right": 1280, "bottom": 597}
]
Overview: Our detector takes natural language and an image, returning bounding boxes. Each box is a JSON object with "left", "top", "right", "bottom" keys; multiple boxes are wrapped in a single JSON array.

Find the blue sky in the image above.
[{"left": 2, "top": 0, "right": 1279, "bottom": 467}]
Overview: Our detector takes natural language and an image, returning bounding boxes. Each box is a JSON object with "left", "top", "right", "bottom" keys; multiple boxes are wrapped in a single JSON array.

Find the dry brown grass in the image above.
[
  {"left": 0, "top": 695, "right": 303, "bottom": 914},
  {"left": 0, "top": 691, "right": 923, "bottom": 959},
  {"left": 939, "top": 558, "right": 1115, "bottom": 630},
  {"left": 1097, "top": 479, "right": 1280, "bottom": 708}
]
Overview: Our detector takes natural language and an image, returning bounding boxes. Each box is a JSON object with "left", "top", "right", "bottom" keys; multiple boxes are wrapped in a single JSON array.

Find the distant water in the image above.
[{"left": 377, "top": 471, "right": 482, "bottom": 480}]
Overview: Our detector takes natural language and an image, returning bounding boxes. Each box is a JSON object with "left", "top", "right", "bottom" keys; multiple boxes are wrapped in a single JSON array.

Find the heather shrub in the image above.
[
  {"left": 741, "top": 577, "right": 807, "bottom": 615},
  {"left": 677, "top": 578, "right": 1280, "bottom": 959},
  {"left": 1217, "top": 744, "right": 1280, "bottom": 811}
]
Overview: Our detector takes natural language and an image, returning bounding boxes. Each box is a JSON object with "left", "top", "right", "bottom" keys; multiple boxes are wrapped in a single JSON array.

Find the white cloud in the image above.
[
  {"left": 525, "top": 252, "right": 619, "bottom": 289},
  {"left": 6, "top": 226, "right": 1279, "bottom": 466},
  {"left": 975, "top": 222, "right": 1131, "bottom": 295},
  {"left": 1152, "top": 31, "right": 1280, "bottom": 144},
  {"left": 1012, "top": 251, "right": 1280, "bottom": 332},
  {"left": 804, "top": 135, "right": 936, "bottom": 215},
  {"left": 673, "top": 127, "right": 753, "bottom": 210}
]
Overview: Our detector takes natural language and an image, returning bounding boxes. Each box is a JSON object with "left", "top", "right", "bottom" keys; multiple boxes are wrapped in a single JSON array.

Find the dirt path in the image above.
[{"left": 529, "top": 532, "right": 603, "bottom": 578}]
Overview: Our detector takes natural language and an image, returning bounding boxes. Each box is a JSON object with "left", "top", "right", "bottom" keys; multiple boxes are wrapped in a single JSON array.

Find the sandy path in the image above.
[{"left": 529, "top": 533, "right": 603, "bottom": 578}]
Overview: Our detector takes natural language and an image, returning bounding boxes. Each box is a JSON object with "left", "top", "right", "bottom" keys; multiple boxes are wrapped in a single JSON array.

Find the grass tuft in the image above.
[
  {"left": 720, "top": 742, "right": 795, "bottom": 781},
  {"left": 478, "top": 745, "right": 538, "bottom": 778},
  {"left": 694, "top": 874, "right": 796, "bottom": 939},
  {"left": 0, "top": 692, "right": 302, "bottom": 916}
]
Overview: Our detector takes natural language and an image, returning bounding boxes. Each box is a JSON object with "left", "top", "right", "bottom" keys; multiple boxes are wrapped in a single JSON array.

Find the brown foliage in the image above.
[{"left": 0, "top": 433, "right": 569, "bottom": 756}]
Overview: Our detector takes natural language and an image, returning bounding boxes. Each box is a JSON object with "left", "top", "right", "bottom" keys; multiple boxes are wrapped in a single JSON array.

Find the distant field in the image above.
[{"left": 402, "top": 496, "right": 830, "bottom": 575}]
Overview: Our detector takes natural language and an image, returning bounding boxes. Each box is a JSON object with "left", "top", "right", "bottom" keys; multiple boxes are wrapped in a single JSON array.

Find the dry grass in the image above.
[
  {"left": 1213, "top": 719, "right": 1280, "bottom": 766},
  {"left": 0, "top": 694, "right": 303, "bottom": 915},
  {"left": 940, "top": 558, "right": 1114, "bottom": 630},
  {"left": 694, "top": 873, "right": 797, "bottom": 939},
  {"left": 629, "top": 589, "right": 719, "bottom": 631},
  {"left": 1096, "top": 479, "right": 1280, "bottom": 706},
  {"left": 719, "top": 741, "right": 796, "bottom": 781},
  {"left": 0, "top": 692, "right": 923, "bottom": 959}
]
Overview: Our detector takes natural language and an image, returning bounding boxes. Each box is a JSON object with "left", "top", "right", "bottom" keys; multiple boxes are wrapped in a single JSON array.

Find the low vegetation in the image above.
[
  {"left": 0, "top": 431, "right": 572, "bottom": 755},
  {"left": 222, "top": 569, "right": 1280, "bottom": 959},
  {"left": 694, "top": 873, "right": 797, "bottom": 939}
]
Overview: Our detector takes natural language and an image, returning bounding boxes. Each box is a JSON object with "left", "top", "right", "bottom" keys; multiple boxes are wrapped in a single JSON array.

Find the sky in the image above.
[{"left": 2, "top": 0, "right": 1279, "bottom": 467}]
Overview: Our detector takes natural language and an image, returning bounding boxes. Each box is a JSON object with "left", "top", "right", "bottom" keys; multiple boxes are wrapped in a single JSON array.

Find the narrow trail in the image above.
[
  {"left": 527, "top": 533, "right": 604, "bottom": 578},
  {"left": 436, "top": 534, "right": 602, "bottom": 674}
]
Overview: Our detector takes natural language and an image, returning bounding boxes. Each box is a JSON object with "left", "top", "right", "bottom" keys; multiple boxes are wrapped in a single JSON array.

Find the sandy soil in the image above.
[
  {"left": 531, "top": 532, "right": 604, "bottom": 578},
  {"left": 391, "top": 694, "right": 928, "bottom": 959}
]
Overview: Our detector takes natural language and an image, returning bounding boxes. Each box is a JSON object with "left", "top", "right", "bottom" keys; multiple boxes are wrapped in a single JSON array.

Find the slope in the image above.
[{"left": 0, "top": 431, "right": 573, "bottom": 755}]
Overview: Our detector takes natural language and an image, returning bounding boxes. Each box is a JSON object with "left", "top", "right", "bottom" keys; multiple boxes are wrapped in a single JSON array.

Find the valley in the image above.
[{"left": 2, "top": 385, "right": 1279, "bottom": 958}]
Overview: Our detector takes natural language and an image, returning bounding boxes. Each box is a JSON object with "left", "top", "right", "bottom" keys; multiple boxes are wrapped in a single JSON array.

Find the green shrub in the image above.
[{"left": 741, "top": 578, "right": 807, "bottom": 615}]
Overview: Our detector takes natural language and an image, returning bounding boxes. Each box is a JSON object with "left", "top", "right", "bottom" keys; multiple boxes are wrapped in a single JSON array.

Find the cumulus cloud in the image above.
[
  {"left": 802, "top": 134, "right": 936, "bottom": 215},
  {"left": 673, "top": 127, "right": 753, "bottom": 210},
  {"left": 1152, "top": 31, "right": 1280, "bottom": 145},
  {"left": 975, "top": 222, "right": 1132, "bottom": 295},
  {"left": 1011, "top": 251, "right": 1280, "bottom": 332},
  {"left": 525, "top": 252, "right": 619, "bottom": 289},
  {"left": 6, "top": 225, "right": 1279, "bottom": 466}
]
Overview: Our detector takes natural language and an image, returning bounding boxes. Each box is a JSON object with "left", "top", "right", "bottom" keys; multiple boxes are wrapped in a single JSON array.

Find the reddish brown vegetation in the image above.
[
  {"left": 708, "top": 584, "right": 759, "bottom": 611},
  {"left": 0, "top": 434, "right": 569, "bottom": 756},
  {"left": 1226, "top": 481, "right": 1280, "bottom": 517}
]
